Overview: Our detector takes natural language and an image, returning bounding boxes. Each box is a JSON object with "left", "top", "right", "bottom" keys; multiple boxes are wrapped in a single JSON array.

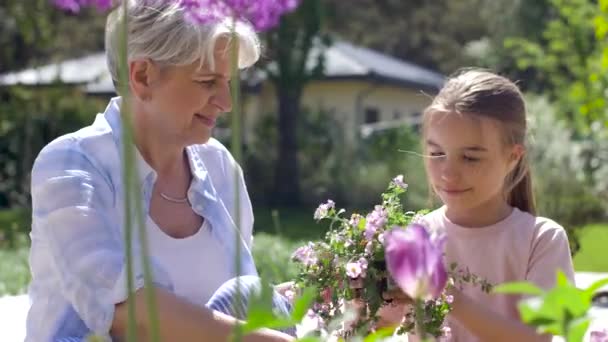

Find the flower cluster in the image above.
[
  {"left": 52, "top": 0, "right": 113, "bottom": 12},
  {"left": 178, "top": 0, "right": 300, "bottom": 31},
  {"left": 291, "top": 176, "right": 492, "bottom": 339},
  {"left": 51, "top": 0, "right": 300, "bottom": 32}
]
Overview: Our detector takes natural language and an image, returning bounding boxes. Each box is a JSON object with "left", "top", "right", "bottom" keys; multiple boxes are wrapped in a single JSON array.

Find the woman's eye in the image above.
[
  {"left": 463, "top": 156, "right": 480, "bottom": 162},
  {"left": 429, "top": 152, "right": 444, "bottom": 157}
]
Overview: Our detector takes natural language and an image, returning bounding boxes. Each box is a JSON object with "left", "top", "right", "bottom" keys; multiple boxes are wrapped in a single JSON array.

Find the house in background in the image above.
[{"left": 0, "top": 40, "right": 444, "bottom": 145}]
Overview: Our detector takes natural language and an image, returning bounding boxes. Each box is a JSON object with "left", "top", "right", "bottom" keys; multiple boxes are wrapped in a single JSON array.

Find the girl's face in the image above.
[{"left": 424, "top": 112, "right": 523, "bottom": 222}]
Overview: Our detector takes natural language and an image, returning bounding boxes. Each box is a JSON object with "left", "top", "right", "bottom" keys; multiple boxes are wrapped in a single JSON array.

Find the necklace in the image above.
[{"left": 159, "top": 192, "right": 189, "bottom": 204}]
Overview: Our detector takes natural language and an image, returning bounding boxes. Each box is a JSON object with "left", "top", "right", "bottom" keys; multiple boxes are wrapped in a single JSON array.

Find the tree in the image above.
[
  {"left": 264, "top": 0, "right": 327, "bottom": 205},
  {"left": 501, "top": 0, "right": 608, "bottom": 201},
  {"left": 0, "top": 0, "right": 106, "bottom": 73},
  {"left": 324, "top": 0, "right": 489, "bottom": 74}
]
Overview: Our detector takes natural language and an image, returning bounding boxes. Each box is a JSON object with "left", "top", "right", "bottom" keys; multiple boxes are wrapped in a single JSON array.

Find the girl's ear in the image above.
[{"left": 507, "top": 144, "right": 525, "bottom": 173}]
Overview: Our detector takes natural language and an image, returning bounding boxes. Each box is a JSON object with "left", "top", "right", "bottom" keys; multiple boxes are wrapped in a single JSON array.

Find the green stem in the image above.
[
  {"left": 117, "top": 2, "right": 137, "bottom": 341},
  {"left": 230, "top": 19, "right": 243, "bottom": 342},
  {"left": 117, "top": 1, "right": 160, "bottom": 341},
  {"left": 415, "top": 299, "right": 427, "bottom": 341}
]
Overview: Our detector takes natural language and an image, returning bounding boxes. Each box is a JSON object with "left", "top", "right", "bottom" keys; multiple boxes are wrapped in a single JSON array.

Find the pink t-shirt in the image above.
[{"left": 422, "top": 206, "right": 575, "bottom": 342}]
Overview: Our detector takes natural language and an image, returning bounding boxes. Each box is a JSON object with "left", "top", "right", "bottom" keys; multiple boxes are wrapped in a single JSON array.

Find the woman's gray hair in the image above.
[{"left": 105, "top": 0, "right": 261, "bottom": 86}]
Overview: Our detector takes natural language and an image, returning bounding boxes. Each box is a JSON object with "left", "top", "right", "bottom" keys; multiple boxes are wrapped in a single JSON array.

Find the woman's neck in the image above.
[
  {"left": 445, "top": 197, "right": 513, "bottom": 228},
  {"left": 132, "top": 108, "right": 188, "bottom": 180}
]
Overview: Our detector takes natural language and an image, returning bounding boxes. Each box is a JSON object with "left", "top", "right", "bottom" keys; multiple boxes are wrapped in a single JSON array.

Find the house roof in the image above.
[
  {"left": 318, "top": 41, "right": 444, "bottom": 90},
  {"left": 0, "top": 41, "right": 444, "bottom": 93}
]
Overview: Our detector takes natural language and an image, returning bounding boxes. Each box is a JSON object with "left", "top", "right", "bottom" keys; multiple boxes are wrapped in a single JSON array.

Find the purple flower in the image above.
[
  {"left": 52, "top": 0, "right": 113, "bottom": 12},
  {"left": 364, "top": 205, "right": 387, "bottom": 240},
  {"left": 292, "top": 242, "right": 318, "bottom": 266},
  {"left": 179, "top": 0, "right": 301, "bottom": 31},
  {"left": 314, "top": 199, "right": 335, "bottom": 220},
  {"left": 385, "top": 224, "right": 448, "bottom": 300},
  {"left": 392, "top": 174, "right": 408, "bottom": 190},
  {"left": 591, "top": 328, "right": 608, "bottom": 342}
]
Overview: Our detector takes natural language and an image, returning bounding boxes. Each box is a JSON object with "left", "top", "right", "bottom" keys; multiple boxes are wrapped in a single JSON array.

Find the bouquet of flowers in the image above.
[{"left": 291, "top": 176, "right": 492, "bottom": 339}]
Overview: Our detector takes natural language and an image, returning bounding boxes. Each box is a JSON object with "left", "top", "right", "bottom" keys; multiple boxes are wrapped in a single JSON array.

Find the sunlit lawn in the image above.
[{"left": 0, "top": 206, "right": 606, "bottom": 296}]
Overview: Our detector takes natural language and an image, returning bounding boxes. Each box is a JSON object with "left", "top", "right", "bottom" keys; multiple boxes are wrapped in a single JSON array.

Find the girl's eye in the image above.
[
  {"left": 195, "top": 79, "right": 216, "bottom": 87},
  {"left": 463, "top": 156, "right": 480, "bottom": 162},
  {"left": 429, "top": 152, "right": 444, "bottom": 157}
]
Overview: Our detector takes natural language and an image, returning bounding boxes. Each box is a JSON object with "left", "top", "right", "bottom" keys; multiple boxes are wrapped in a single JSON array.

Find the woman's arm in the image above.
[
  {"left": 449, "top": 288, "right": 551, "bottom": 342},
  {"left": 111, "top": 287, "right": 293, "bottom": 342}
]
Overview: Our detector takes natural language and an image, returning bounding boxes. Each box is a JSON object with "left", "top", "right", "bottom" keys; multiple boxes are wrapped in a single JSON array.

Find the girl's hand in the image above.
[
  {"left": 376, "top": 289, "right": 413, "bottom": 329},
  {"left": 382, "top": 288, "right": 413, "bottom": 306}
]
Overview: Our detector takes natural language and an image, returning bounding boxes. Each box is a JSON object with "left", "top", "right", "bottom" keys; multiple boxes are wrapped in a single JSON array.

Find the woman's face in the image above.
[{"left": 135, "top": 38, "right": 233, "bottom": 146}]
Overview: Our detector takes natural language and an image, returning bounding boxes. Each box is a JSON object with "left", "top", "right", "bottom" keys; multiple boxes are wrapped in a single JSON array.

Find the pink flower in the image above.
[
  {"left": 349, "top": 213, "right": 362, "bottom": 227},
  {"left": 392, "top": 174, "right": 408, "bottom": 189},
  {"left": 364, "top": 205, "right": 387, "bottom": 240},
  {"left": 445, "top": 294, "right": 454, "bottom": 304},
  {"left": 591, "top": 328, "right": 608, "bottom": 342},
  {"left": 385, "top": 224, "right": 448, "bottom": 300},
  {"left": 346, "top": 262, "right": 363, "bottom": 278},
  {"left": 314, "top": 199, "right": 335, "bottom": 220},
  {"left": 292, "top": 242, "right": 318, "bottom": 266},
  {"left": 364, "top": 241, "right": 373, "bottom": 255}
]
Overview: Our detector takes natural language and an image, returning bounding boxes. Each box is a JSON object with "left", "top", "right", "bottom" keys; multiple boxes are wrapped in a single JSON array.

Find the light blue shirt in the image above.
[{"left": 26, "top": 97, "right": 257, "bottom": 341}]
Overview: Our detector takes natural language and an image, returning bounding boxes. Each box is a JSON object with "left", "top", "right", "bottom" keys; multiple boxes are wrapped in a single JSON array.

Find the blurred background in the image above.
[{"left": 0, "top": 0, "right": 607, "bottom": 295}]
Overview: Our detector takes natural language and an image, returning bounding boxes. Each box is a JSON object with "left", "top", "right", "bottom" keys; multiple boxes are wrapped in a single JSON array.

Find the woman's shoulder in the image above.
[{"left": 33, "top": 114, "right": 118, "bottom": 179}]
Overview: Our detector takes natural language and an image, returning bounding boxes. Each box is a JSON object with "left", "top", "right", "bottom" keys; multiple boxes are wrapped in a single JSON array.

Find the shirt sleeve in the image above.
[
  {"left": 30, "top": 143, "right": 172, "bottom": 335},
  {"left": 525, "top": 220, "right": 576, "bottom": 290}
]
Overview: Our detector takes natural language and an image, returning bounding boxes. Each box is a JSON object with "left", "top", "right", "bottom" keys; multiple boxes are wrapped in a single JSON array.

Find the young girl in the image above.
[{"left": 382, "top": 69, "right": 575, "bottom": 341}]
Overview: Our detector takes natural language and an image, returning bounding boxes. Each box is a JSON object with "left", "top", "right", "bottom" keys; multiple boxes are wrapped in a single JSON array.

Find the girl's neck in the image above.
[{"left": 445, "top": 197, "right": 514, "bottom": 228}]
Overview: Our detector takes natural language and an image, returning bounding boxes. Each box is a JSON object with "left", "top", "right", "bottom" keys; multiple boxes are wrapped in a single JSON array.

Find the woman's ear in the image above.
[{"left": 129, "top": 59, "right": 160, "bottom": 101}]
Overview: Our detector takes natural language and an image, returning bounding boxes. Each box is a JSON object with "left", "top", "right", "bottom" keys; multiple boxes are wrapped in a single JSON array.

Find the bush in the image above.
[
  {"left": 245, "top": 109, "right": 429, "bottom": 210},
  {"left": 252, "top": 233, "right": 300, "bottom": 285},
  {"left": 0, "top": 86, "right": 104, "bottom": 209},
  {"left": 0, "top": 208, "right": 30, "bottom": 249},
  {"left": 527, "top": 95, "right": 606, "bottom": 253}
]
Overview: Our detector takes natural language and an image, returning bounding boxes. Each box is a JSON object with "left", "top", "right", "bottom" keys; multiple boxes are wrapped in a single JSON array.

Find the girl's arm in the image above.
[
  {"left": 111, "top": 287, "right": 294, "bottom": 342},
  {"left": 449, "top": 288, "right": 551, "bottom": 342}
]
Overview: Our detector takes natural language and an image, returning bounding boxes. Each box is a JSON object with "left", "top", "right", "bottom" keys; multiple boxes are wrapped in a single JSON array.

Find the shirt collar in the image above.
[{"left": 103, "top": 96, "right": 157, "bottom": 187}]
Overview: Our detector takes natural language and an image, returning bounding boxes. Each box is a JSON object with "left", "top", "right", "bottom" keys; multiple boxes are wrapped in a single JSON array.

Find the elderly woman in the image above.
[{"left": 26, "top": 1, "right": 293, "bottom": 341}]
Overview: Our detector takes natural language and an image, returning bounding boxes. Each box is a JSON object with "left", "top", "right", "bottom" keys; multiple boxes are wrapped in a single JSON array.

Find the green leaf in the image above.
[
  {"left": 363, "top": 327, "right": 396, "bottom": 342},
  {"left": 556, "top": 271, "right": 572, "bottom": 287},
  {"left": 566, "top": 317, "right": 590, "bottom": 342},
  {"left": 518, "top": 301, "right": 561, "bottom": 335},
  {"left": 242, "top": 282, "right": 292, "bottom": 334},
  {"left": 295, "top": 337, "right": 325, "bottom": 342},
  {"left": 292, "top": 286, "right": 317, "bottom": 321},
  {"left": 493, "top": 282, "right": 544, "bottom": 296},
  {"left": 583, "top": 277, "right": 608, "bottom": 298}
]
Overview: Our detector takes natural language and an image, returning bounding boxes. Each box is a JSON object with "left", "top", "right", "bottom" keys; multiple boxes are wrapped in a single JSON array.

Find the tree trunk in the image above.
[{"left": 272, "top": 87, "right": 302, "bottom": 205}]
